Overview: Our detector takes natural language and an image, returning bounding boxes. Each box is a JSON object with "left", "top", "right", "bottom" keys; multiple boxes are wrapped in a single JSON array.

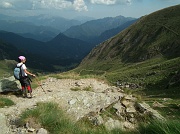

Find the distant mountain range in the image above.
[
  {"left": 0, "top": 14, "right": 137, "bottom": 72},
  {"left": 0, "top": 14, "right": 93, "bottom": 42},
  {"left": 0, "top": 14, "right": 88, "bottom": 32},
  {"left": 0, "top": 14, "right": 136, "bottom": 44},
  {"left": 63, "top": 16, "right": 136, "bottom": 44}
]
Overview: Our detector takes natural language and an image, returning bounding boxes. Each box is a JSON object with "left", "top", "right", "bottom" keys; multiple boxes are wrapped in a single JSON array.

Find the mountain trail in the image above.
[{"left": 0, "top": 77, "right": 123, "bottom": 133}]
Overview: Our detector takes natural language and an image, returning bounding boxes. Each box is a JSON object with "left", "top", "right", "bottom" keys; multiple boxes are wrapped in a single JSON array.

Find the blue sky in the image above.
[{"left": 0, "top": 0, "right": 179, "bottom": 19}]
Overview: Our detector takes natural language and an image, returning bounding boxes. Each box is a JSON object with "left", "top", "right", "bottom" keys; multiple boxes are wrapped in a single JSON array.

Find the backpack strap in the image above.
[{"left": 18, "top": 64, "right": 23, "bottom": 79}]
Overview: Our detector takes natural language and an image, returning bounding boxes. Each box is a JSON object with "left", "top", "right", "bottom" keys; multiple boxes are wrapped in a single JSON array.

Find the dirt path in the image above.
[{"left": 0, "top": 77, "right": 123, "bottom": 133}]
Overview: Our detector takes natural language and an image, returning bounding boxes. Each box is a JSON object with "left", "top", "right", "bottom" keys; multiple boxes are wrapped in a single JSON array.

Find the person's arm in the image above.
[{"left": 24, "top": 69, "right": 36, "bottom": 77}]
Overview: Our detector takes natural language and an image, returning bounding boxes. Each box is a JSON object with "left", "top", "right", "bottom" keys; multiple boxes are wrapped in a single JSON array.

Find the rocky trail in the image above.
[{"left": 0, "top": 77, "right": 164, "bottom": 134}]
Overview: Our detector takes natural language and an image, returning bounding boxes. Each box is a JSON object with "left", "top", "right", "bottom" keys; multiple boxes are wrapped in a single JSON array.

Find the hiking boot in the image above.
[
  {"left": 22, "top": 90, "right": 27, "bottom": 98},
  {"left": 30, "top": 93, "right": 32, "bottom": 98},
  {"left": 27, "top": 93, "right": 33, "bottom": 98}
]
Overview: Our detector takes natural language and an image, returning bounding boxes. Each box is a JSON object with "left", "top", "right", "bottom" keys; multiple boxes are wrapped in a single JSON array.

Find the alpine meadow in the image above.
[{"left": 0, "top": 4, "right": 180, "bottom": 134}]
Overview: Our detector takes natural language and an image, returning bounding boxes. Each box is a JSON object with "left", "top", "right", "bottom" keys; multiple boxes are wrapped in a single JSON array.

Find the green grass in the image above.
[
  {"left": 0, "top": 97, "right": 15, "bottom": 108},
  {"left": 18, "top": 102, "right": 113, "bottom": 134},
  {"left": 18, "top": 102, "right": 180, "bottom": 134},
  {"left": 137, "top": 120, "right": 180, "bottom": 134},
  {"left": 19, "top": 102, "right": 77, "bottom": 134},
  {"left": 73, "top": 56, "right": 180, "bottom": 121}
]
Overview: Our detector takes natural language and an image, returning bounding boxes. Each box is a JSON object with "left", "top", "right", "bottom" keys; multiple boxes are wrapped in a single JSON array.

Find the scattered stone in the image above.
[
  {"left": 126, "top": 106, "right": 136, "bottom": 113},
  {"left": 153, "top": 101, "right": 166, "bottom": 108},
  {"left": 47, "top": 89, "right": 53, "bottom": 92},
  {"left": 37, "top": 128, "right": 48, "bottom": 134},
  {"left": 135, "top": 102, "right": 165, "bottom": 120},
  {"left": 68, "top": 99, "right": 77, "bottom": 105},
  {"left": 28, "top": 128, "right": 35, "bottom": 132},
  {"left": 162, "top": 98, "right": 173, "bottom": 101},
  {"left": 75, "top": 81, "right": 83, "bottom": 86},
  {"left": 104, "top": 117, "right": 123, "bottom": 130}
]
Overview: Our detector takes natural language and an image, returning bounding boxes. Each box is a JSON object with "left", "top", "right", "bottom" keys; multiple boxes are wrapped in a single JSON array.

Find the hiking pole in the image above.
[{"left": 35, "top": 77, "right": 46, "bottom": 94}]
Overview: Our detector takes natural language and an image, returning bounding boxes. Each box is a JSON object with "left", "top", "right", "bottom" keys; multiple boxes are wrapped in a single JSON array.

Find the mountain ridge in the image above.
[
  {"left": 63, "top": 15, "right": 136, "bottom": 44},
  {"left": 79, "top": 5, "right": 180, "bottom": 66},
  {"left": 75, "top": 5, "right": 180, "bottom": 91}
]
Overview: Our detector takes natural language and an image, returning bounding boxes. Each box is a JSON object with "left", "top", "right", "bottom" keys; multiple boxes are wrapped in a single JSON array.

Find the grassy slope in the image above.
[
  {"left": 73, "top": 5, "right": 180, "bottom": 120},
  {"left": 75, "top": 5, "right": 180, "bottom": 90}
]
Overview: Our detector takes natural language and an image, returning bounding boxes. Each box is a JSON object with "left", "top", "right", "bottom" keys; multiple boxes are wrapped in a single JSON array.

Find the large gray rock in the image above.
[
  {"left": 135, "top": 102, "right": 165, "bottom": 120},
  {"left": 0, "top": 76, "right": 21, "bottom": 92}
]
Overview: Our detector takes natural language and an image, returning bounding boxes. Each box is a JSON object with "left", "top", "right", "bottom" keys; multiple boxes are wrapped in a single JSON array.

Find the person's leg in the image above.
[
  {"left": 24, "top": 77, "right": 32, "bottom": 97},
  {"left": 20, "top": 79, "right": 26, "bottom": 97}
]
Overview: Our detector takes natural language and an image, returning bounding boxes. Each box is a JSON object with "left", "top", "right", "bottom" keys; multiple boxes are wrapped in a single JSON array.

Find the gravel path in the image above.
[{"left": 0, "top": 77, "right": 123, "bottom": 134}]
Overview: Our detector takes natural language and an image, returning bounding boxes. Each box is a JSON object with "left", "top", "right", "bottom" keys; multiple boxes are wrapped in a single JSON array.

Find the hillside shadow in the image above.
[{"left": 145, "top": 73, "right": 180, "bottom": 99}]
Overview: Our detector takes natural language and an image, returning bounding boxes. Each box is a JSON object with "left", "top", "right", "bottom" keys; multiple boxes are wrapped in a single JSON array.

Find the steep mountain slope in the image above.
[
  {"left": 76, "top": 5, "right": 180, "bottom": 90},
  {"left": 46, "top": 33, "right": 93, "bottom": 60},
  {"left": 80, "top": 5, "right": 180, "bottom": 65},
  {"left": 0, "top": 31, "right": 46, "bottom": 55},
  {"left": 97, "top": 19, "right": 138, "bottom": 44},
  {"left": 0, "top": 40, "right": 20, "bottom": 60},
  {"left": 63, "top": 16, "right": 136, "bottom": 44},
  {"left": 0, "top": 40, "right": 26, "bottom": 78}
]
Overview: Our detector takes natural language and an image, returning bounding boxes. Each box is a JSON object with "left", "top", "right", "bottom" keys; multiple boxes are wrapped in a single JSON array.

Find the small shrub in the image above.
[
  {"left": 83, "top": 86, "right": 93, "bottom": 91},
  {"left": 70, "top": 87, "right": 81, "bottom": 91},
  {"left": 0, "top": 97, "right": 15, "bottom": 108}
]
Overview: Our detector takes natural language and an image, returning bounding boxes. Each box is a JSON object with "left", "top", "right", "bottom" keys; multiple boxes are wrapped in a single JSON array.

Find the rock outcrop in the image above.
[{"left": 0, "top": 76, "right": 21, "bottom": 93}]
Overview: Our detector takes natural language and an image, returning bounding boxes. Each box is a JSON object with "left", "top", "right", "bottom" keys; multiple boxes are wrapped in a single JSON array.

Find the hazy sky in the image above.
[{"left": 0, "top": 0, "right": 179, "bottom": 19}]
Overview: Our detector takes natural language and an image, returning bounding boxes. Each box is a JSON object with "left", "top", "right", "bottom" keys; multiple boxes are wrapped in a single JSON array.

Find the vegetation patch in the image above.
[
  {"left": 70, "top": 86, "right": 93, "bottom": 92},
  {"left": 18, "top": 102, "right": 77, "bottom": 134},
  {"left": 18, "top": 102, "right": 112, "bottom": 134},
  {"left": 138, "top": 120, "right": 180, "bottom": 134},
  {"left": 83, "top": 86, "right": 93, "bottom": 91},
  {"left": 70, "top": 87, "right": 81, "bottom": 91},
  {"left": 0, "top": 97, "right": 15, "bottom": 108}
]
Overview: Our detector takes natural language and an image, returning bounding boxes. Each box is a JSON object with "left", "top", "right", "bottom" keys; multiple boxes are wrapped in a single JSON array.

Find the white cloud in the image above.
[
  {"left": 30, "top": 0, "right": 88, "bottom": 11},
  {"left": 0, "top": 1, "right": 13, "bottom": 8},
  {"left": 90, "top": 0, "right": 116, "bottom": 5},
  {"left": 90, "top": 0, "right": 132, "bottom": 5},
  {"left": 31, "top": 0, "right": 72, "bottom": 9},
  {"left": 73, "top": 0, "right": 88, "bottom": 11},
  {"left": 0, "top": 0, "right": 132, "bottom": 13}
]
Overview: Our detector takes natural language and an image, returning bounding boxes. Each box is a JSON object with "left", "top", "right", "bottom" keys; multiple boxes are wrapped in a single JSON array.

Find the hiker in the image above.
[{"left": 17, "top": 56, "right": 36, "bottom": 98}]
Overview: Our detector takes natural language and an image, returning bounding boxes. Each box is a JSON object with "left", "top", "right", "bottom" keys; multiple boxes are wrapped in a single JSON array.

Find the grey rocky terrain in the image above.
[{"left": 0, "top": 77, "right": 164, "bottom": 134}]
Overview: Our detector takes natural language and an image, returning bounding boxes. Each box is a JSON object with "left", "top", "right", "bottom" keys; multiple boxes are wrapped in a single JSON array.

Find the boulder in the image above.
[
  {"left": 0, "top": 76, "right": 21, "bottom": 93},
  {"left": 135, "top": 102, "right": 165, "bottom": 120}
]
